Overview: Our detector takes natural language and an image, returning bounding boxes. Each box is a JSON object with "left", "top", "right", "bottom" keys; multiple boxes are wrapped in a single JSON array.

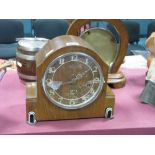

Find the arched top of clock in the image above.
[{"left": 35, "top": 35, "right": 109, "bottom": 83}]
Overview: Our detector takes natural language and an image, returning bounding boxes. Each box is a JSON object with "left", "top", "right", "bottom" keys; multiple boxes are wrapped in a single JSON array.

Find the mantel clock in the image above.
[{"left": 26, "top": 35, "right": 115, "bottom": 125}]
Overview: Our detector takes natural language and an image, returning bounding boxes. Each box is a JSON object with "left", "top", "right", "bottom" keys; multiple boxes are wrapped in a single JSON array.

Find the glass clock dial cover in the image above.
[{"left": 42, "top": 52, "right": 104, "bottom": 110}]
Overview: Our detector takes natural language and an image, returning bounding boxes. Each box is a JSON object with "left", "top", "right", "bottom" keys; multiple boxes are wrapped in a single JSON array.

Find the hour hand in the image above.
[{"left": 74, "top": 68, "right": 90, "bottom": 80}]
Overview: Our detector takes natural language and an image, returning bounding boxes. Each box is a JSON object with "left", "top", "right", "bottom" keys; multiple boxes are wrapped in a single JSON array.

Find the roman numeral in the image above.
[{"left": 59, "top": 58, "right": 65, "bottom": 64}]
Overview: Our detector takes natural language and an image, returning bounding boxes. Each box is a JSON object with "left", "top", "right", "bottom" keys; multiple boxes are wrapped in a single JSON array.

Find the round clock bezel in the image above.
[{"left": 42, "top": 52, "right": 104, "bottom": 110}]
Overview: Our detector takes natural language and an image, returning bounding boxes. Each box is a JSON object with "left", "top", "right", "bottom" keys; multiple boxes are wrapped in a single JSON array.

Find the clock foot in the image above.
[
  {"left": 108, "top": 71, "right": 126, "bottom": 89},
  {"left": 27, "top": 111, "right": 37, "bottom": 125},
  {"left": 105, "top": 107, "right": 113, "bottom": 119}
]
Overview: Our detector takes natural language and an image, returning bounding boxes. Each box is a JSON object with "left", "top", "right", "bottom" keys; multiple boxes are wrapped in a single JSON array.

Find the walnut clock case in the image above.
[
  {"left": 67, "top": 19, "right": 128, "bottom": 88},
  {"left": 26, "top": 35, "right": 115, "bottom": 125}
]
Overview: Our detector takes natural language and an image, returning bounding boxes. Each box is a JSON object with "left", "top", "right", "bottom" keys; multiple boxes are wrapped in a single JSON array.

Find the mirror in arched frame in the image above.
[{"left": 67, "top": 19, "right": 128, "bottom": 74}]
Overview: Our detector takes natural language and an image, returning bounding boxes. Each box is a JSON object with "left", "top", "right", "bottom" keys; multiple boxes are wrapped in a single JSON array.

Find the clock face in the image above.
[{"left": 42, "top": 52, "right": 104, "bottom": 109}]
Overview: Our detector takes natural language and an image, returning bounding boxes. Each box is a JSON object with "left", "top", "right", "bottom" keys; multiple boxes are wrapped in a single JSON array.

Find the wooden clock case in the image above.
[{"left": 26, "top": 35, "right": 115, "bottom": 124}]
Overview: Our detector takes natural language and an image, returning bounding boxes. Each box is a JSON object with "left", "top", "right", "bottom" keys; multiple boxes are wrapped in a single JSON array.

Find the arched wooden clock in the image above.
[
  {"left": 67, "top": 19, "right": 128, "bottom": 88},
  {"left": 26, "top": 35, "right": 115, "bottom": 125}
]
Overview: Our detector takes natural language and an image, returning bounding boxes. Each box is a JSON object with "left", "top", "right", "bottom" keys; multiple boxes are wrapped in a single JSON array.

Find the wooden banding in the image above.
[{"left": 16, "top": 38, "right": 48, "bottom": 81}]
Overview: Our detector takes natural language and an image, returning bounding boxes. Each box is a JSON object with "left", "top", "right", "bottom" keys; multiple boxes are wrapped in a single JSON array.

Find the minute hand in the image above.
[
  {"left": 47, "top": 77, "right": 79, "bottom": 90},
  {"left": 47, "top": 68, "right": 91, "bottom": 90},
  {"left": 62, "top": 68, "right": 90, "bottom": 84}
]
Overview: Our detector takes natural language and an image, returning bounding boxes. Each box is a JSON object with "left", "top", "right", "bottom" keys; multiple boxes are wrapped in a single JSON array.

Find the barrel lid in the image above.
[{"left": 18, "top": 37, "right": 48, "bottom": 52}]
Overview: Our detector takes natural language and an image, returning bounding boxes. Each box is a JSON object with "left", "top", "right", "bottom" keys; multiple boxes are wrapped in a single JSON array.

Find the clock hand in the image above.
[
  {"left": 47, "top": 80, "right": 62, "bottom": 90},
  {"left": 74, "top": 68, "right": 90, "bottom": 80},
  {"left": 47, "top": 78, "right": 77, "bottom": 90},
  {"left": 47, "top": 68, "right": 91, "bottom": 90},
  {"left": 58, "top": 68, "right": 91, "bottom": 85}
]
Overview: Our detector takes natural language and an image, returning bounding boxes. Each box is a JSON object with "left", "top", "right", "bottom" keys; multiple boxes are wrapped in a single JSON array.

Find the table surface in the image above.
[{"left": 1, "top": 67, "right": 155, "bottom": 135}]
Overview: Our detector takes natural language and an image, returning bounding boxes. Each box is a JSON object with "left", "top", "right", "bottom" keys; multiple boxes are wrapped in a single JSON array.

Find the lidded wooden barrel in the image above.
[{"left": 16, "top": 38, "right": 48, "bottom": 81}]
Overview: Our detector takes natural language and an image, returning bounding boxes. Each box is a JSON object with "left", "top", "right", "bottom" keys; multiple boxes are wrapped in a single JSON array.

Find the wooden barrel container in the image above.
[{"left": 16, "top": 38, "right": 48, "bottom": 81}]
